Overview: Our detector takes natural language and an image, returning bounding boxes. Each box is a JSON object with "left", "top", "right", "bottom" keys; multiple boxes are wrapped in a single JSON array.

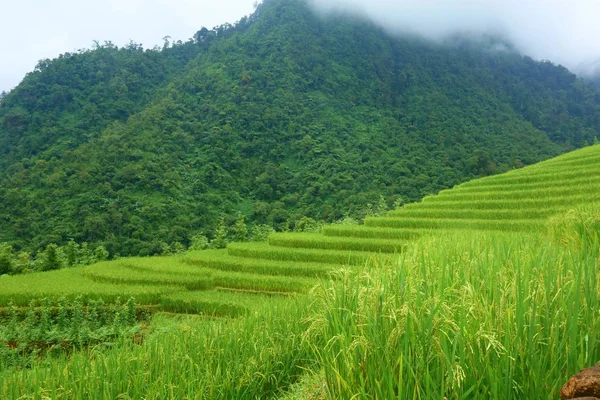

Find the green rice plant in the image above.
[
  {"left": 546, "top": 205, "right": 600, "bottom": 252},
  {"left": 212, "top": 269, "right": 319, "bottom": 294},
  {"left": 322, "top": 225, "right": 423, "bottom": 240},
  {"left": 422, "top": 182, "right": 600, "bottom": 202},
  {"left": 403, "top": 195, "right": 595, "bottom": 211},
  {"left": 0, "top": 297, "right": 316, "bottom": 399},
  {"left": 457, "top": 163, "right": 598, "bottom": 188},
  {"left": 387, "top": 207, "right": 557, "bottom": 220},
  {"left": 364, "top": 217, "right": 544, "bottom": 232},
  {"left": 268, "top": 232, "right": 408, "bottom": 253},
  {"left": 448, "top": 174, "right": 600, "bottom": 194},
  {"left": 227, "top": 242, "right": 396, "bottom": 266},
  {"left": 117, "top": 256, "right": 203, "bottom": 276},
  {"left": 185, "top": 250, "right": 336, "bottom": 278},
  {"left": 159, "top": 290, "right": 292, "bottom": 317},
  {"left": 527, "top": 150, "right": 600, "bottom": 169},
  {"left": 0, "top": 268, "right": 176, "bottom": 307},
  {"left": 84, "top": 262, "right": 215, "bottom": 291},
  {"left": 304, "top": 231, "right": 600, "bottom": 399},
  {"left": 89, "top": 257, "right": 317, "bottom": 294}
]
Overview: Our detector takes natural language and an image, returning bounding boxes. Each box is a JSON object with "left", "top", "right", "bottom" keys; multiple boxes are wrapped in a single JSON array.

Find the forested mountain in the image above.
[{"left": 1, "top": 0, "right": 599, "bottom": 257}]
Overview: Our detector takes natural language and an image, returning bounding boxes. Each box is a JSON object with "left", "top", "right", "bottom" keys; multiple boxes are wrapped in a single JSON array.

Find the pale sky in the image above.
[
  {"left": 2, "top": 0, "right": 600, "bottom": 94},
  {"left": 0, "top": 0, "right": 257, "bottom": 93}
]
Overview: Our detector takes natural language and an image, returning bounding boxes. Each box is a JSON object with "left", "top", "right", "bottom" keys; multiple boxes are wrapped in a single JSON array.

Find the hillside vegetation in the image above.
[
  {"left": 2, "top": 0, "right": 600, "bottom": 257},
  {"left": 1, "top": 144, "right": 600, "bottom": 398}
]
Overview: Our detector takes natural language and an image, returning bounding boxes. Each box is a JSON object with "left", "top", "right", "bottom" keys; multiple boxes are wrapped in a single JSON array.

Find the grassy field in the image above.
[{"left": 1, "top": 144, "right": 600, "bottom": 398}]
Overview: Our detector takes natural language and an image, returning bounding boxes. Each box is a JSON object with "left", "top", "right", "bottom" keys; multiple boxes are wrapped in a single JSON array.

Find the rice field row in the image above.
[
  {"left": 402, "top": 195, "right": 599, "bottom": 211},
  {"left": 457, "top": 157, "right": 597, "bottom": 188},
  {"left": 268, "top": 232, "right": 408, "bottom": 253},
  {"left": 422, "top": 182, "right": 600, "bottom": 202},
  {"left": 86, "top": 259, "right": 317, "bottom": 294},
  {"left": 387, "top": 207, "right": 558, "bottom": 220},
  {"left": 528, "top": 147, "right": 600, "bottom": 167},
  {"left": 446, "top": 174, "right": 600, "bottom": 194},
  {"left": 226, "top": 242, "right": 397, "bottom": 265},
  {"left": 160, "top": 290, "right": 293, "bottom": 317},
  {"left": 185, "top": 250, "right": 337, "bottom": 278},
  {"left": 365, "top": 216, "right": 545, "bottom": 231},
  {"left": 322, "top": 225, "right": 423, "bottom": 240},
  {"left": 0, "top": 268, "right": 178, "bottom": 307},
  {"left": 84, "top": 263, "right": 215, "bottom": 290}
]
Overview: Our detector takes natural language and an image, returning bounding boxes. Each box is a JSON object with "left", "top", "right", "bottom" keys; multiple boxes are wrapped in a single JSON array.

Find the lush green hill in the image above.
[
  {"left": 1, "top": 143, "right": 600, "bottom": 399},
  {"left": 1, "top": 0, "right": 600, "bottom": 257}
]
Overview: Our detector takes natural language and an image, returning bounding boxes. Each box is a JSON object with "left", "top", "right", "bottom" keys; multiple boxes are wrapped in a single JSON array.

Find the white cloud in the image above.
[
  {"left": 0, "top": 0, "right": 257, "bottom": 92},
  {"left": 309, "top": 0, "right": 600, "bottom": 76},
  {"left": 3, "top": 0, "right": 600, "bottom": 93}
]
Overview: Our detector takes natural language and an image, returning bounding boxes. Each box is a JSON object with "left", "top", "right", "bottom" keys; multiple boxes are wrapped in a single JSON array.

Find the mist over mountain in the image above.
[
  {"left": 308, "top": 0, "right": 600, "bottom": 79},
  {"left": 1, "top": 0, "right": 599, "bottom": 257}
]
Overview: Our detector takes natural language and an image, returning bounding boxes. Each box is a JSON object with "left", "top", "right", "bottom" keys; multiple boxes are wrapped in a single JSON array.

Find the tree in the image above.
[
  {"left": 231, "top": 214, "right": 248, "bottom": 242},
  {"left": 0, "top": 243, "right": 13, "bottom": 275},
  {"left": 94, "top": 245, "right": 109, "bottom": 262},
  {"left": 210, "top": 217, "right": 229, "bottom": 249},
  {"left": 41, "top": 244, "right": 61, "bottom": 271},
  {"left": 63, "top": 239, "right": 80, "bottom": 267}
]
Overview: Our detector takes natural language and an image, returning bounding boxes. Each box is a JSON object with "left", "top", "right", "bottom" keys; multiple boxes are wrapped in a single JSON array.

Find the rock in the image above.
[
  {"left": 561, "top": 364, "right": 600, "bottom": 399},
  {"left": 568, "top": 398, "right": 600, "bottom": 400}
]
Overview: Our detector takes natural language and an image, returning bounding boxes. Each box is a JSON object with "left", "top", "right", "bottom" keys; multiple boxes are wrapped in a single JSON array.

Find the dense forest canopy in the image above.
[{"left": 1, "top": 0, "right": 599, "bottom": 257}]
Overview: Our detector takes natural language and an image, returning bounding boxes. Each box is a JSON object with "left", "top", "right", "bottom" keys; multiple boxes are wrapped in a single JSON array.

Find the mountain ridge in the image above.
[{"left": 1, "top": 0, "right": 599, "bottom": 256}]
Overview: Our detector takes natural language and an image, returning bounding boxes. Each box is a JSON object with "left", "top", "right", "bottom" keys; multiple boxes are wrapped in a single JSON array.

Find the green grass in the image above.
[
  {"left": 322, "top": 225, "right": 423, "bottom": 240},
  {"left": 85, "top": 262, "right": 215, "bottom": 290},
  {"left": 227, "top": 242, "right": 397, "bottom": 265},
  {"left": 268, "top": 232, "right": 408, "bottom": 253},
  {"left": 185, "top": 250, "right": 337, "bottom": 278},
  {"left": 160, "top": 290, "right": 293, "bottom": 317},
  {"left": 365, "top": 216, "right": 544, "bottom": 231},
  {"left": 422, "top": 183, "right": 600, "bottom": 202},
  {"left": 387, "top": 207, "right": 557, "bottom": 220},
  {"left": 446, "top": 174, "right": 600, "bottom": 194},
  {"left": 0, "top": 298, "right": 316, "bottom": 399},
  {"left": 86, "top": 259, "right": 318, "bottom": 294},
  {"left": 3, "top": 231, "right": 599, "bottom": 399},
  {"left": 0, "top": 268, "right": 177, "bottom": 306},
  {"left": 303, "top": 231, "right": 600, "bottom": 399}
]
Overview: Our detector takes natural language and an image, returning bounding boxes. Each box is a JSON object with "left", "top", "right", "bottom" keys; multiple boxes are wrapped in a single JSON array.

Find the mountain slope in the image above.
[
  {"left": 1, "top": 0, "right": 599, "bottom": 256},
  {"left": 206, "top": 143, "right": 600, "bottom": 270}
]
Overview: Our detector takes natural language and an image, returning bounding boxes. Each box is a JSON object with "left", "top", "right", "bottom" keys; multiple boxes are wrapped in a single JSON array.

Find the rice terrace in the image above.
[{"left": 1, "top": 143, "right": 599, "bottom": 398}]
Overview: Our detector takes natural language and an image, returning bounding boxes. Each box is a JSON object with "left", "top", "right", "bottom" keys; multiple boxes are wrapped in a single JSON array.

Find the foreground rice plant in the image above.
[
  {"left": 2, "top": 230, "right": 598, "bottom": 399},
  {"left": 304, "top": 231, "right": 600, "bottom": 399},
  {"left": 0, "top": 299, "right": 315, "bottom": 399},
  {"left": 547, "top": 205, "right": 600, "bottom": 251}
]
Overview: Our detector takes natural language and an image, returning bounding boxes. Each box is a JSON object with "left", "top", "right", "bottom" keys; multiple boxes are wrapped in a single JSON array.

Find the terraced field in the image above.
[
  {"left": 2, "top": 145, "right": 600, "bottom": 399},
  {"left": 1, "top": 144, "right": 598, "bottom": 317},
  {"left": 184, "top": 144, "right": 600, "bottom": 284}
]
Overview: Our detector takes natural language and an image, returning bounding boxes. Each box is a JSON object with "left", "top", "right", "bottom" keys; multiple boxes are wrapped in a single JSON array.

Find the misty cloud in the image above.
[{"left": 309, "top": 0, "right": 600, "bottom": 76}]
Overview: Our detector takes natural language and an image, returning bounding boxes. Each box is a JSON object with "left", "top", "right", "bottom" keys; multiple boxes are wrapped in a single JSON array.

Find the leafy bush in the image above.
[{"left": 0, "top": 297, "right": 143, "bottom": 371}]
